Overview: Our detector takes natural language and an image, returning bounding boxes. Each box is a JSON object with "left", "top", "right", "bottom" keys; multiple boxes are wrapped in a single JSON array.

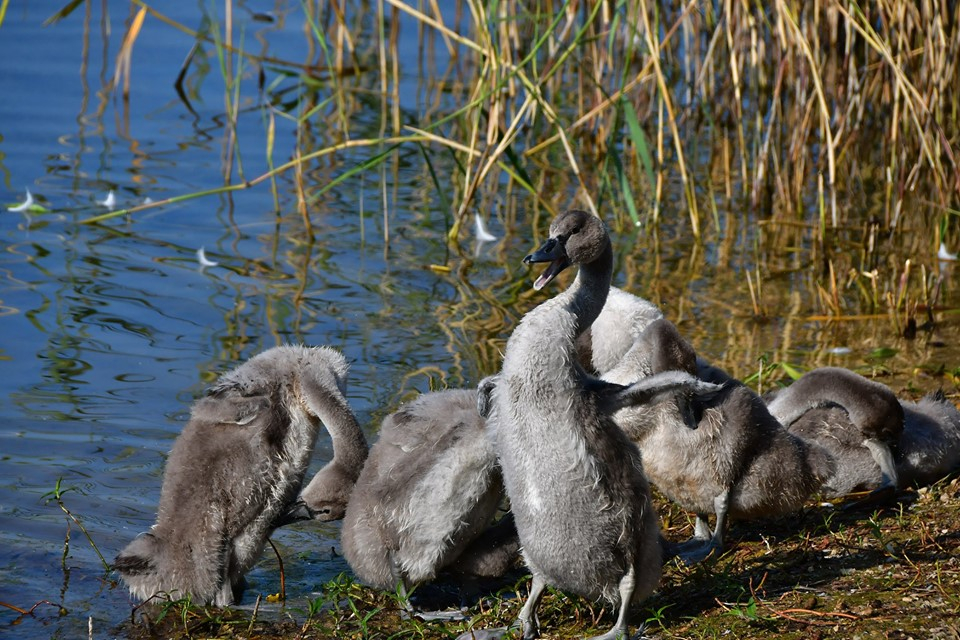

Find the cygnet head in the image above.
[
  {"left": 524, "top": 209, "right": 609, "bottom": 290},
  {"left": 300, "top": 463, "right": 357, "bottom": 521}
]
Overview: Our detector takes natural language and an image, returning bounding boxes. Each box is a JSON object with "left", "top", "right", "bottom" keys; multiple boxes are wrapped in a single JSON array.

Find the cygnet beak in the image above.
[{"left": 524, "top": 236, "right": 571, "bottom": 290}]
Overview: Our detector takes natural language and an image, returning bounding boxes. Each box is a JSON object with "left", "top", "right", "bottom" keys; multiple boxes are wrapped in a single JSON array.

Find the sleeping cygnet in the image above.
[
  {"left": 114, "top": 344, "right": 359, "bottom": 606},
  {"left": 767, "top": 368, "right": 959, "bottom": 494},
  {"left": 766, "top": 366, "right": 904, "bottom": 494},
  {"left": 603, "top": 319, "right": 836, "bottom": 563}
]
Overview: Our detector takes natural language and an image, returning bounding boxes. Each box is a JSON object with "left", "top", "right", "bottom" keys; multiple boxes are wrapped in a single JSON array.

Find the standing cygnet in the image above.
[
  {"left": 603, "top": 319, "right": 836, "bottom": 563},
  {"left": 463, "top": 211, "right": 721, "bottom": 640},
  {"left": 340, "top": 386, "right": 509, "bottom": 607},
  {"left": 114, "top": 345, "right": 358, "bottom": 606},
  {"left": 768, "top": 369, "right": 959, "bottom": 494},
  {"left": 766, "top": 367, "right": 904, "bottom": 492}
]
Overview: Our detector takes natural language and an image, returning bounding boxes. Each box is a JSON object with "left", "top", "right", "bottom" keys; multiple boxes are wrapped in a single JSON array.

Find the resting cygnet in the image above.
[
  {"left": 766, "top": 367, "right": 904, "bottom": 493},
  {"left": 603, "top": 319, "right": 836, "bottom": 563},
  {"left": 899, "top": 390, "right": 960, "bottom": 486},
  {"left": 339, "top": 387, "right": 510, "bottom": 607},
  {"left": 462, "top": 210, "right": 721, "bottom": 640},
  {"left": 767, "top": 369, "right": 959, "bottom": 493},
  {"left": 115, "top": 345, "right": 360, "bottom": 606}
]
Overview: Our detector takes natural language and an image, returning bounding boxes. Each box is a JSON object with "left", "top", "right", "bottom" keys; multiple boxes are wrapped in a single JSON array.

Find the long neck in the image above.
[
  {"left": 303, "top": 381, "right": 369, "bottom": 479},
  {"left": 563, "top": 241, "right": 613, "bottom": 339},
  {"left": 503, "top": 239, "right": 613, "bottom": 381},
  {"left": 324, "top": 397, "right": 368, "bottom": 479}
]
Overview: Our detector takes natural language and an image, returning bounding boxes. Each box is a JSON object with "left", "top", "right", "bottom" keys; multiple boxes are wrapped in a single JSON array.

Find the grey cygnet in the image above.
[
  {"left": 766, "top": 366, "right": 904, "bottom": 493},
  {"left": 339, "top": 387, "right": 510, "bottom": 605},
  {"left": 114, "top": 345, "right": 358, "bottom": 606},
  {"left": 768, "top": 368, "right": 959, "bottom": 494},
  {"left": 603, "top": 319, "right": 836, "bottom": 563},
  {"left": 461, "top": 210, "right": 721, "bottom": 640}
]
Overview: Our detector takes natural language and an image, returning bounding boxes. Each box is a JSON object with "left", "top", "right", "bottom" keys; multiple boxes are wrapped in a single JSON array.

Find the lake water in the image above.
[{"left": 2, "top": 2, "right": 959, "bottom": 638}]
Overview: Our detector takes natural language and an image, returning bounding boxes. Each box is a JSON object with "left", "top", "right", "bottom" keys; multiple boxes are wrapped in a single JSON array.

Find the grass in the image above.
[
  {"left": 116, "top": 475, "right": 960, "bottom": 639},
  {"left": 65, "top": 0, "right": 959, "bottom": 239}
]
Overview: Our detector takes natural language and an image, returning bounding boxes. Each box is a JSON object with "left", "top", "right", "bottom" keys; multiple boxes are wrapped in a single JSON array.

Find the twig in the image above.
[
  {"left": 0, "top": 599, "right": 64, "bottom": 616},
  {"left": 267, "top": 538, "right": 286, "bottom": 601},
  {"left": 773, "top": 607, "right": 859, "bottom": 625}
]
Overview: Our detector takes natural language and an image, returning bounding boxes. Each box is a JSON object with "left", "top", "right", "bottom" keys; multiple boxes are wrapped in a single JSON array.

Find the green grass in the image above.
[{"left": 117, "top": 476, "right": 960, "bottom": 639}]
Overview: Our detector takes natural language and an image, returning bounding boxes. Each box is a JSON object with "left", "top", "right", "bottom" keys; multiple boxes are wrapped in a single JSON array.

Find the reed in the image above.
[{"left": 77, "top": 1, "right": 960, "bottom": 322}]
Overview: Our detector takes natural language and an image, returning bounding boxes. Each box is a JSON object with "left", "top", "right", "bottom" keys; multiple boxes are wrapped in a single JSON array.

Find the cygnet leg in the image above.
[
  {"left": 674, "top": 489, "right": 730, "bottom": 565},
  {"left": 710, "top": 489, "right": 730, "bottom": 549},
  {"left": 862, "top": 438, "right": 899, "bottom": 490},
  {"left": 515, "top": 574, "right": 545, "bottom": 639},
  {"left": 215, "top": 546, "right": 237, "bottom": 606},
  {"left": 588, "top": 565, "right": 635, "bottom": 640},
  {"left": 693, "top": 515, "right": 712, "bottom": 541},
  {"left": 389, "top": 553, "right": 417, "bottom": 617},
  {"left": 455, "top": 574, "right": 545, "bottom": 640}
]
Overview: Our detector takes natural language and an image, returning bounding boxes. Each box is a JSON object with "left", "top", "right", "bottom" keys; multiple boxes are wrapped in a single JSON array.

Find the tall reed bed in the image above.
[{"left": 79, "top": 0, "right": 960, "bottom": 329}]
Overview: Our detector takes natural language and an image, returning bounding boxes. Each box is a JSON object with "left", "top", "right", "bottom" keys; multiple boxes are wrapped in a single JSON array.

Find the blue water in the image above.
[
  {"left": 0, "top": 3, "right": 499, "bottom": 637},
  {"left": 3, "top": 2, "right": 960, "bottom": 638}
]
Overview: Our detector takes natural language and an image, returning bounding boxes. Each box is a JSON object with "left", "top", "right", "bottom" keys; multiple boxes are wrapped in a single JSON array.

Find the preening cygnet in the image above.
[
  {"left": 340, "top": 387, "right": 508, "bottom": 609},
  {"left": 115, "top": 345, "right": 358, "bottom": 606}
]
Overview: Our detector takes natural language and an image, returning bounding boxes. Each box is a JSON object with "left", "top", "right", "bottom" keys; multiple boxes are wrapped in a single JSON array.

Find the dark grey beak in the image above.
[{"left": 271, "top": 499, "right": 316, "bottom": 529}]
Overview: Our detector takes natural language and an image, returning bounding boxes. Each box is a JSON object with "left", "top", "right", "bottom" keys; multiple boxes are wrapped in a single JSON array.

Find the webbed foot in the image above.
[
  {"left": 403, "top": 607, "right": 469, "bottom": 622},
  {"left": 586, "top": 624, "right": 632, "bottom": 640},
  {"left": 665, "top": 536, "right": 720, "bottom": 565}
]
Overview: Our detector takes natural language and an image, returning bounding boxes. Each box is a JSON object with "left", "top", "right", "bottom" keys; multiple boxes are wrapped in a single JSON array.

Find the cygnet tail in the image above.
[{"left": 114, "top": 533, "right": 166, "bottom": 601}]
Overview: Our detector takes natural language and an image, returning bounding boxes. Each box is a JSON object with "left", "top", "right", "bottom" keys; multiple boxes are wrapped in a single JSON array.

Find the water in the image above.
[
  {"left": 0, "top": 3, "right": 480, "bottom": 636},
  {"left": 2, "top": 2, "right": 959, "bottom": 638}
]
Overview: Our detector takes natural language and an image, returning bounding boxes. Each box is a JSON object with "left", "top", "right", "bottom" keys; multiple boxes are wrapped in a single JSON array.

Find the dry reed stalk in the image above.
[
  {"left": 776, "top": 0, "right": 838, "bottom": 227},
  {"left": 637, "top": 0, "right": 699, "bottom": 235},
  {"left": 83, "top": 0, "right": 960, "bottom": 305},
  {"left": 112, "top": 5, "right": 146, "bottom": 100},
  {"left": 724, "top": 0, "right": 748, "bottom": 197}
]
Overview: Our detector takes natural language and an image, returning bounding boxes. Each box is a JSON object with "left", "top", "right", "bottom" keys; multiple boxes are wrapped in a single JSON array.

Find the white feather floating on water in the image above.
[
  {"left": 97, "top": 191, "right": 116, "bottom": 209},
  {"left": 474, "top": 213, "right": 497, "bottom": 242},
  {"left": 938, "top": 242, "right": 957, "bottom": 261},
  {"left": 8, "top": 188, "right": 35, "bottom": 212},
  {"left": 197, "top": 247, "right": 219, "bottom": 268}
]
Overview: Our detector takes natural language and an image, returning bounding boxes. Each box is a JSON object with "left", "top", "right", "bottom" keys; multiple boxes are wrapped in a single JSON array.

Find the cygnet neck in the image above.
[{"left": 563, "top": 240, "right": 613, "bottom": 340}]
